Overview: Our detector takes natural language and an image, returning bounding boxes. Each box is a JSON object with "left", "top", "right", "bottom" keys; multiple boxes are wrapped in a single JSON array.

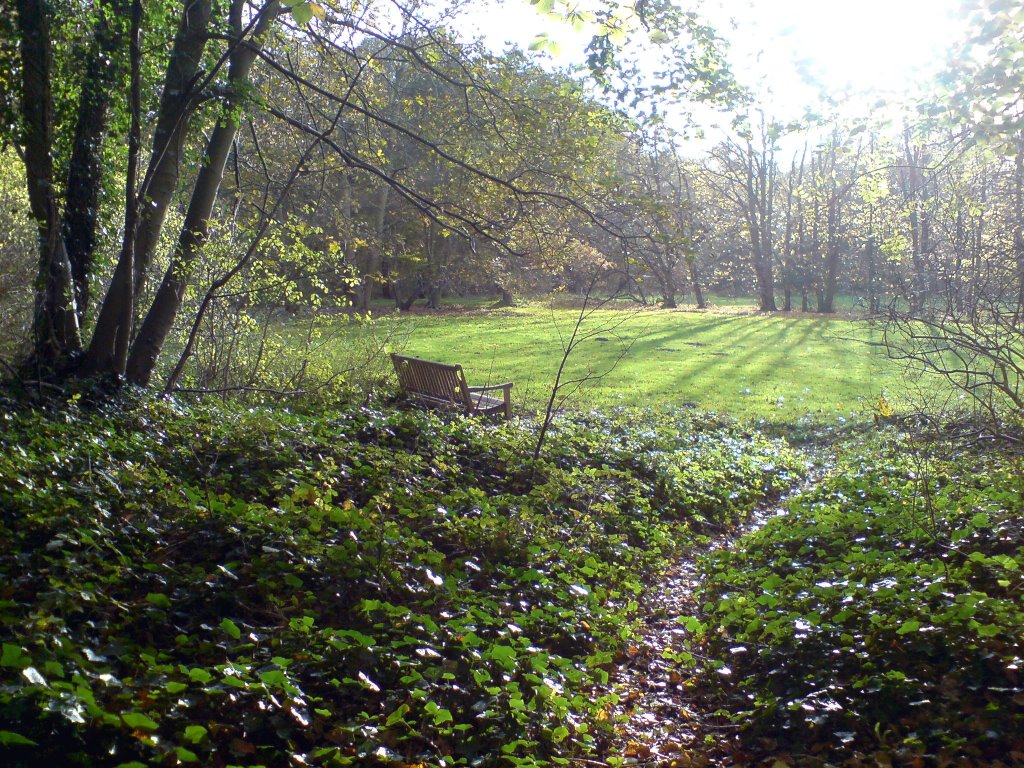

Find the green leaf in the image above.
[
  {"left": 220, "top": 618, "right": 241, "bottom": 640},
  {"left": 896, "top": 620, "right": 920, "bottom": 635},
  {"left": 1, "top": 644, "right": 29, "bottom": 669},
  {"left": 188, "top": 668, "right": 213, "bottom": 684},
  {"left": 122, "top": 712, "right": 159, "bottom": 730},
  {"left": 433, "top": 708, "right": 454, "bottom": 725},
  {"left": 486, "top": 644, "right": 517, "bottom": 669},
  {"left": 678, "top": 616, "right": 704, "bottom": 633},
  {"left": 291, "top": 3, "right": 313, "bottom": 24},
  {"left": 146, "top": 592, "right": 172, "bottom": 609},
  {"left": 977, "top": 623, "right": 1001, "bottom": 638},
  {"left": 260, "top": 669, "right": 288, "bottom": 687},
  {"left": 385, "top": 703, "right": 410, "bottom": 727},
  {"left": 183, "top": 725, "right": 208, "bottom": 744},
  {"left": 165, "top": 681, "right": 188, "bottom": 694},
  {"left": 0, "top": 731, "right": 38, "bottom": 746}
]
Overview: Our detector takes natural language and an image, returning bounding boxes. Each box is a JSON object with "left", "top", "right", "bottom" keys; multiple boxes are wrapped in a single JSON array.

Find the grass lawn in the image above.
[{"left": 309, "top": 301, "right": 930, "bottom": 423}]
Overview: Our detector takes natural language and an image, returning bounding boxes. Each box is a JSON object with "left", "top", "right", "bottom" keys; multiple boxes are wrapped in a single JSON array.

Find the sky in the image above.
[
  {"left": 707, "top": 0, "right": 965, "bottom": 113},
  {"left": 458, "top": 0, "right": 967, "bottom": 127}
]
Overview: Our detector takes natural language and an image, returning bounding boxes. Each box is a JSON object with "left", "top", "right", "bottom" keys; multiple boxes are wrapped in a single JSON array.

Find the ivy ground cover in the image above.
[
  {"left": 693, "top": 434, "right": 1024, "bottom": 766},
  {"left": 0, "top": 399, "right": 800, "bottom": 767}
]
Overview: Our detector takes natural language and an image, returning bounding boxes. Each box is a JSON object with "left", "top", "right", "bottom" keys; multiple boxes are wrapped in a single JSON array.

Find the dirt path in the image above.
[{"left": 603, "top": 464, "right": 829, "bottom": 767}]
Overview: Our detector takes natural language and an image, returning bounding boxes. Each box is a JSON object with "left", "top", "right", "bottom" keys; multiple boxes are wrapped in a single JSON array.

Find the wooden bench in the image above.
[{"left": 390, "top": 353, "right": 513, "bottom": 421}]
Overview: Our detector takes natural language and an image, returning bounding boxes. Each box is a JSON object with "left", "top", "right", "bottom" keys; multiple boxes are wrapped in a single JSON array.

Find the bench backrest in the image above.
[{"left": 391, "top": 354, "right": 471, "bottom": 407}]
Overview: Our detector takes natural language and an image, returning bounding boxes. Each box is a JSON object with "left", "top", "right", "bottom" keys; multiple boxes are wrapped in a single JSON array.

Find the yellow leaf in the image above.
[{"left": 876, "top": 393, "right": 893, "bottom": 418}]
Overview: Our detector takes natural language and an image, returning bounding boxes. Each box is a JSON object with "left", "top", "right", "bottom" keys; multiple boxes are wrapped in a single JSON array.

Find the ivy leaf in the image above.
[
  {"left": 122, "top": 712, "right": 159, "bottom": 730},
  {"left": 0, "top": 731, "right": 38, "bottom": 746},
  {"left": 433, "top": 708, "right": 454, "bottom": 725},
  {"left": 896, "top": 620, "right": 921, "bottom": 635},
  {"left": 0, "top": 644, "right": 29, "bottom": 669},
  {"left": 220, "top": 618, "right": 241, "bottom": 640},
  {"left": 385, "top": 703, "right": 410, "bottom": 727},
  {"left": 977, "top": 623, "right": 1001, "bottom": 638}
]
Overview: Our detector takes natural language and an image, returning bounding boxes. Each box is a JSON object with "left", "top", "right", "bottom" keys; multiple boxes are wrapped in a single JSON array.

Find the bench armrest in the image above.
[{"left": 467, "top": 383, "right": 513, "bottom": 393}]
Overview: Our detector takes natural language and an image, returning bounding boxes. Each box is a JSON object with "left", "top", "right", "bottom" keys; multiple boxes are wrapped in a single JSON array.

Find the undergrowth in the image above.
[
  {"left": 0, "top": 399, "right": 800, "bottom": 767},
  {"left": 695, "top": 432, "right": 1024, "bottom": 766}
]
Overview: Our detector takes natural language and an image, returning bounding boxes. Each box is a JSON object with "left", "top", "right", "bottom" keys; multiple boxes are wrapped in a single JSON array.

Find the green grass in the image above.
[{"left": 309, "top": 301, "right": 924, "bottom": 422}]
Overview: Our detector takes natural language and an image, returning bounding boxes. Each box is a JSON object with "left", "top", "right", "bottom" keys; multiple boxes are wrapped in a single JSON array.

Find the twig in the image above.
[{"left": 533, "top": 274, "right": 645, "bottom": 461}]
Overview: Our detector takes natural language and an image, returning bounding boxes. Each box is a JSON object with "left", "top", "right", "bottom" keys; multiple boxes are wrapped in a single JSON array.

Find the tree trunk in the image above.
[
  {"left": 125, "top": 0, "right": 278, "bottom": 385},
  {"left": 422, "top": 222, "right": 447, "bottom": 310},
  {"left": 688, "top": 259, "right": 705, "bottom": 309},
  {"left": 660, "top": 260, "right": 678, "bottom": 308},
  {"left": 755, "top": 258, "right": 777, "bottom": 311},
  {"left": 131, "top": 0, "right": 213, "bottom": 294},
  {"left": 86, "top": 0, "right": 213, "bottom": 373},
  {"left": 740, "top": 135, "right": 778, "bottom": 312},
  {"left": 81, "top": 0, "right": 143, "bottom": 376},
  {"left": 62, "top": 5, "right": 122, "bottom": 326},
  {"left": 492, "top": 286, "right": 516, "bottom": 308},
  {"left": 354, "top": 185, "right": 391, "bottom": 313},
  {"left": 903, "top": 132, "right": 928, "bottom": 314},
  {"left": 866, "top": 235, "right": 877, "bottom": 314},
  {"left": 781, "top": 152, "right": 801, "bottom": 313},
  {"left": 821, "top": 201, "right": 839, "bottom": 313},
  {"left": 1015, "top": 137, "right": 1024, "bottom": 321},
  {"left": 17, "top": 0, "right": 81, "bottom": 367},
  {"left": 381, "top": 259, "right": 394, "bottom": 301}
]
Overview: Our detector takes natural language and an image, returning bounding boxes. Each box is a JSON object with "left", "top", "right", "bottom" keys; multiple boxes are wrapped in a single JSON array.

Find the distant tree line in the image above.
[{"left": 0, "top": 0, "right": 1021, "bottom": 414}]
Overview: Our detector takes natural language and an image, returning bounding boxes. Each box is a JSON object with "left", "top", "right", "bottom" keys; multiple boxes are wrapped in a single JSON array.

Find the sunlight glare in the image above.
[
  {"left": 461, "top": 0, "right": 967, "bottom": 119},
  {"left": 723, "top": 0, "right": 965, "bottom": 109}
]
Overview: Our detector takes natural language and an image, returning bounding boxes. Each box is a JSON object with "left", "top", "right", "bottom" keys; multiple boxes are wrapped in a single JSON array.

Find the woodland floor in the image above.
[
  {"left": 606, "top": 465, "right": 831, "bottom": 768},
  {"left": 2, "top": 398, "right": 1022, "bottom": 767}
]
